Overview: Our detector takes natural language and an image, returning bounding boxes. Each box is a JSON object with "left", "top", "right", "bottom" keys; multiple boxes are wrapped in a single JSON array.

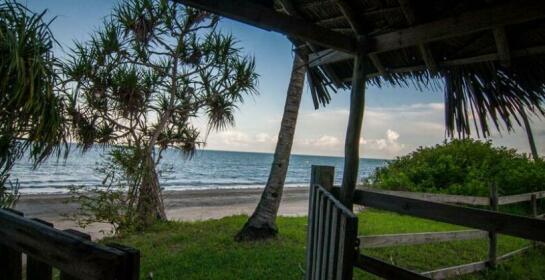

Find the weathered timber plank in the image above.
[
  {"left": 106, "top": 243, "right": 141, "bottom": 280},
  {"left": 355, "top": 254, "right": 430, "bottom": 280},
  {"left": 423, "top": 260, "right": 487, "bottom": 279},
  {"left": 354, "top": 190, "right": 545, "bottom": 242},
  {"left": 498, "top": 191, "right": 545, "bottom": 205},
  {"left": 423, "top": 246, "right": 531, "bottom": 279},
  {"left": 27, "top": 218, "right": 54, "bottom": 280},
  {"left": 488, "top": 184, "right": 499, "bottom": 268},
  {"left": 0, "top": 209, "right": 23, "bottom": 280},
  {"left": 360, "top": 187, "right": 489, "bottom": 206},
  {"left": 359, "top": 230, "right": 487, "bottom": 249},
  {"left": 171, "top": 0, "right": 357, "bottom": 53},
  {"left": 327, "top": 207, "right": 340, "bottom": 279},
  {"left": 0, "top": 245, "right": 22, "bottom": 280},
  {"left": 320, "top": 199, "right": 332, "bottom": 280},
  {"left": 0, "top": 209, "right": 125, "bottom": 280}
]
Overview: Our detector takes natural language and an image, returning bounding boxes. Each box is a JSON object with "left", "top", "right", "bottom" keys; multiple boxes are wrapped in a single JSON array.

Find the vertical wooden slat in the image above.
[
  {"left": 26, "top": 218, "right": 54, "bottom": 280},
  {"left": 336, "top": 215, "right": 347, "bottom": 280},
  {"left": 488, "top": 183, "right": 498, "bottom": 268},
  {"left": 107, "top": 243, "right": 141, "bottom": 280},
  {"left": 315, "top": 191, "right": 326, "bottom": 278},
  {"left": 311, "top": 190, "right": 323, "bottom": 279},
  {"left": 60, "top": 230, "right": 92, "bottom": 280},
  {"left": 327, "top": 208, "right": 340, "bottom": 279},
  {"left": 0, "top": 209, "right": 23, "bottom": 280},
  {"left": 341, "top": 214, "right": 358, "bottom": 280},
  {"left": 305, "top": 184, "right": 317, "bottom": 280},
  {"left": 320, "top": 199, "right": 332, "bottom": 280}
]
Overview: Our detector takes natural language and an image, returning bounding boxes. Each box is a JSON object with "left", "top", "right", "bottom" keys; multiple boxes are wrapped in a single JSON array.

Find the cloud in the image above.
[
  {"left": 255, "top": 132, "right": 276, "bottom": 143},
  {"left": 302, "top": 135, "right": 341, "bottom": 147},
  {"left": 360, "top": 129, "right": 405, "bottom": 155}
]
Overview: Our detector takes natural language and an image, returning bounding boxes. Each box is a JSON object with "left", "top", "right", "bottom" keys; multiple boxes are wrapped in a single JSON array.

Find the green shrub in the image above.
[{"left": 366, "top": 139, "right": 545, "bottom": 197}]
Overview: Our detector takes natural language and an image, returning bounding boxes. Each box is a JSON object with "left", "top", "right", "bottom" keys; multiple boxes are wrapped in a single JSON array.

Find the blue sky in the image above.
[{"left": 23, "top": 0, "right": 544, "bottom": 159}]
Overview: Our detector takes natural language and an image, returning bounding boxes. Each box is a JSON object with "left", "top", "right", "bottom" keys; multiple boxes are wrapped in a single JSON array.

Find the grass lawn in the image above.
[{"left": 107, "top": 210, "right": 544, "bottom": 279}]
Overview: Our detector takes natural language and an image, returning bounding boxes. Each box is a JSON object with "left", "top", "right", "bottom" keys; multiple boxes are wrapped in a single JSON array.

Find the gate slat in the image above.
[{"left": 320, "top": 198, "right": 332, "bottom": 280}]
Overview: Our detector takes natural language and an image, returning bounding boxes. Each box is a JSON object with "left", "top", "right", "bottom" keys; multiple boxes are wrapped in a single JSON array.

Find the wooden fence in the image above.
[
  {"left": 0, "top": 208, "right": 140, "bottom": 280},
  {"left": 355, "top": 187, "right": 544, "bottom": 279},
  {"left": 307, "top": 165, "right": 545, "bottom": 280}
]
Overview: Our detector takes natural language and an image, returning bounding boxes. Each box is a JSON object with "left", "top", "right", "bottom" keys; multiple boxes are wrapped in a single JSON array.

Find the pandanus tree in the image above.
[
  {"left": 0, "top": 1, "right": 66, "bottom": 207},
  {"left": 63, "top": 0, "right": 258, "bottom": 227}
]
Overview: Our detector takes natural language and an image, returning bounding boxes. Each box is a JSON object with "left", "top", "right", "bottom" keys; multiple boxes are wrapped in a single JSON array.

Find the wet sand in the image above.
[{"left": 15, "top": 187, "right": 310, "bottom": 240}]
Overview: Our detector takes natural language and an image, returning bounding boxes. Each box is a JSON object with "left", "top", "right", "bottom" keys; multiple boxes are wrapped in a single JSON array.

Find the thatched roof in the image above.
[{"left": 175, "top": 0, "right": 545, "bottom": 137}]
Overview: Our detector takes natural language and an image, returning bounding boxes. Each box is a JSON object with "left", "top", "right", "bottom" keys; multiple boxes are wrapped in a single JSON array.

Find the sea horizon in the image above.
[{"left": 10, "top": 146, "right": 389, "bottom": 194}]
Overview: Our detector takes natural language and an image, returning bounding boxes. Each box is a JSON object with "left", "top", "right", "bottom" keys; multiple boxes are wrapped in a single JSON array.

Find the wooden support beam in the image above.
[
  {"left": 339, "top": 47, "right": 366, "bottom": 210},
  {"left": 330, "top": 44, "right": 545, "bottom": 81},
  {"left": 369, "top": 53, "right": 386, "bottom": 76},
  {"left": 170, "top": 0, "right": 357, "bottom": 54},
  {"left": 493, "top": 27, "right": 511, "bottom": 67},
  {"left": 419, "top": 43, "right": 438, "bottom": 73},
  {"left": 335, "top": 0, "right": 365, "bottom": 34},
  {"left": 309, "top": 0, "right": 545, "bottom": 64}
]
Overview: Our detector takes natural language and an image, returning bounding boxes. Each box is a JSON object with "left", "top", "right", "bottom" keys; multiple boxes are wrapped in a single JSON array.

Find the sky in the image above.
[{"left": 22, "top": 0, "right": 545, "bottom": 159}]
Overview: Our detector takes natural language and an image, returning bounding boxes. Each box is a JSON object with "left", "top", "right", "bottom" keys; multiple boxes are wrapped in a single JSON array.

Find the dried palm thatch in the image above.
[{"left": 271, "top": 0, "right": 545, "bottom": 138}]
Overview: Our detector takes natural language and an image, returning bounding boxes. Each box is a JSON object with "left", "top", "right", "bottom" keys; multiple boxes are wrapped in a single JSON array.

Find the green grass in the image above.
[{"left": 107, "top": 210, "right": 544, "bottom": 279}]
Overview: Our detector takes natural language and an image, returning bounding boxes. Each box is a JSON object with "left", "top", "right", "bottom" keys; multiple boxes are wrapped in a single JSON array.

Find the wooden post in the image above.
[
  {"left": 311, "top": 165, "right": 335, "bottom": 192},
  {"left": 306, "top": 165, "right": 335, "bottom": 280},
  {"left": 531, "top": 194, "right": 539, "bottom": 248},
  {"left": 26, "top": 218, "right": 54, "bottom": 280},
  {"left": 0, "top": 209, "right": 23, "bottom": 280},
  {"left": 488, "top": 183, "right": 498, "bottom": 268},
  {"left": 107, "top": 243, "right": 141, "bottom": 280},
  {"left": 60, "top": 229, "right": 92, "bottom": 280},
  {"left": 340, "top": 39, "right": 367, "bottom": 210}
]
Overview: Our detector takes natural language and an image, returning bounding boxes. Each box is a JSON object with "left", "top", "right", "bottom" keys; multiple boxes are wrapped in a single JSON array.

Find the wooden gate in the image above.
[{"left": 305, "top": 166, "right": 358, "bottom": 280}]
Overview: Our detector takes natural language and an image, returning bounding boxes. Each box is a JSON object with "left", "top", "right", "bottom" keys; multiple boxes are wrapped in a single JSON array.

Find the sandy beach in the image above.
[{"left": 15, "top": 187, "right": 310, "bottom": 240}]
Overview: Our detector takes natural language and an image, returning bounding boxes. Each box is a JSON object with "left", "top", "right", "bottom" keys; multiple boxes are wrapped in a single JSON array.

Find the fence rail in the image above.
[
  {"left": 351, "top": 188, "right": 545, "bottom": 242},
  {"left": 0, "top": 208, "right": 139, "bottom": 280},
  {"left": 359, "top": 230, "right": 487, "bottom": 249}
]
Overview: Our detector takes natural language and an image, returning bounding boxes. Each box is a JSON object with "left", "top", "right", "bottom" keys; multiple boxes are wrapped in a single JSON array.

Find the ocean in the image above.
[{"left": 10, "top": 148, "right": 388, "bottom": 194}]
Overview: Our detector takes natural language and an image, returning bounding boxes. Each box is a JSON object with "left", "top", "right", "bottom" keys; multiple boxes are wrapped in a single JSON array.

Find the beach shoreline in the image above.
[{"left": 14, "top": 187, "right": 310, "bottom": 240}]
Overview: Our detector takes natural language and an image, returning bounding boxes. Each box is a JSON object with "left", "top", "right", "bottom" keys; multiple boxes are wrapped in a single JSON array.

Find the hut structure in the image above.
[
  {"left": 174, "top": 0, "right": 545, "bottom": 208},
  {"left": 173, "top": 0, "right": 545, "bottom": 278}
]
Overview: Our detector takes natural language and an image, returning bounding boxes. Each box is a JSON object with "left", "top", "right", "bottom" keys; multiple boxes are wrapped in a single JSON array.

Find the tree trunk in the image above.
[
  {"left": 520, "top": 108, "right": 539, "bottom": 160},
  {"left": 136, "top": 152, "right": 167, "bottom": 228},
  {"left": 235, "top": 54, "right": 306, "bottom": 241}
]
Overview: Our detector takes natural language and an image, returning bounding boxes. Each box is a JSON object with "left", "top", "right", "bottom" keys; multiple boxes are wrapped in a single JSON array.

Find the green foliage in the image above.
[
  {"left": 366, "top": 139, "right": 545, "bottom": 196},
  {"left": 68, "top": 147, "right": 148, "bottom": 234},
  {"left": 63, "top": 0, "right": 259, "bottom": 225},
  {"left": 107, "top": 210, "right": 540, "bottom": 279},
  {"left": 0, "top": 1, "right": 66, "bottom": 206}
]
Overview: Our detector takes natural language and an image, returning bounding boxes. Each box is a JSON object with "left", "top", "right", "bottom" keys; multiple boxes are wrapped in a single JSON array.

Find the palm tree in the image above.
[
  {"left": 0, "top": 1, "right": 66, "bottom": 207},
  {"left": 235, "top": 54, "right": 306, "bottom": 241}
]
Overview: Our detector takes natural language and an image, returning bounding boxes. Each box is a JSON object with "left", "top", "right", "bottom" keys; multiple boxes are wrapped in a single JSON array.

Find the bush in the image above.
[
  {"left": 68, "top": 147, "right": 146, "bottom": 235},
  {"left": 366, "top": 139, "right": 545, "bottom": 197}
]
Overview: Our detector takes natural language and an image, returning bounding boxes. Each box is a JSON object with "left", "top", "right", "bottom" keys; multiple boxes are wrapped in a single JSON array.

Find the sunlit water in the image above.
[{"left": 10, "top": 147, "right": 388, "bottom": 194}]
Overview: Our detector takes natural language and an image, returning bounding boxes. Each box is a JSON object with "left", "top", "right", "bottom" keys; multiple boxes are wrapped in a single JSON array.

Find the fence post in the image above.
[
  {"left": 311, "top": 165, "right": 335, "bottom": 192},
  {"left": 0, "top": 209, "right": 23, "bottom": 280},
  {"left": 60, "top": 229, "right": 92, "bottom": 280},
  {"left": 488, "top": 183, "right": 498, "bottom": 268},
  {"left": 531, "top": 194, "right": 539, "bottom": 248},
  {"left": 26, "top": 218, "right": 54, "bottom": 280}
]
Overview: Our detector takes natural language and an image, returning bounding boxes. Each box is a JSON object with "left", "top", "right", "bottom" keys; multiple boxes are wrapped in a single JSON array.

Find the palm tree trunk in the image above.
[
  {"left": 136, "top": 152, "right": 167, "bottom": 228},
  {"left": 235, "top": 54, "right": 306, "bottom": 241},
  {"left": 520, "top": 108, "right": 539, "bottom": 160}
]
